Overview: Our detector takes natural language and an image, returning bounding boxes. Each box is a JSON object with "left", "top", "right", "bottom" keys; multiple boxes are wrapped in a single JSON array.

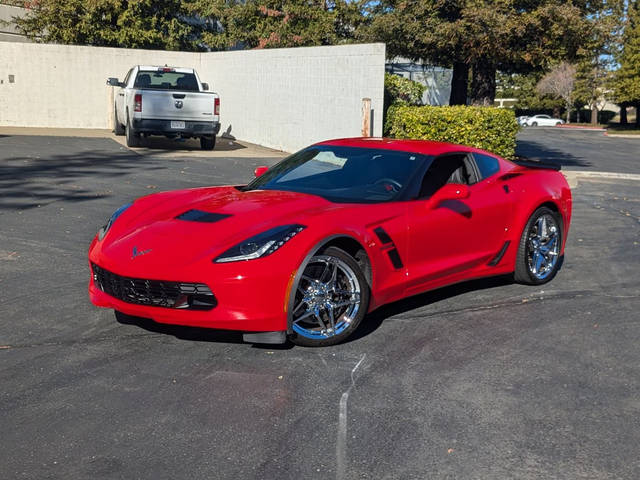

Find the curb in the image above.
[
  {"left": 556, "top": 125, "right": 606, "bottom": 131},
  {"left": 563, "top": 170, "right": 640, "bottom": 188},
  {"left": 604, "top": 132, "right": 640, "bottom": 139}
]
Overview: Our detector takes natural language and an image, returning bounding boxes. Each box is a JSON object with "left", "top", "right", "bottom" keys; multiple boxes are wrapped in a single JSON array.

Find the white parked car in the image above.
[
  {"left": 525, "top": 115, "right": 564, "bottom": 127},
  {"left": 517, "top": 116, "right": 530, "bottom": 126},
  {"left": 107, "top": 66, "right": 220, "bottom": 150}
]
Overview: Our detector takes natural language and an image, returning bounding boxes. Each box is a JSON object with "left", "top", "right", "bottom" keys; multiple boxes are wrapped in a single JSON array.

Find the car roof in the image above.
[
  {"left": 137, "top": 65, "right": 195, "bottom": 74},
  {"left": 314, "top": 137, "right": 494, "bottom": 157}
]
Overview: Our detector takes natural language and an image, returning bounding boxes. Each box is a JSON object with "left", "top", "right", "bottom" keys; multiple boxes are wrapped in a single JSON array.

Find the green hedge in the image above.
[
  {"left": 385, "top": 105, "right": 520, "bottom": 159},
  {"left": 384, "top": 73, "right": 425, "bottom": 106}
]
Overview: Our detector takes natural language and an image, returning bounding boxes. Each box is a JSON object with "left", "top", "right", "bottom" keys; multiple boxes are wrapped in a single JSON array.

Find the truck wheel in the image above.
[
  {"left": 125, "top": 115, "right": 140, "bottom": 148},
  {"left": 200, "top": 135, "right": 215, "bottom": 151},
  {"left": 114, "top": 108, "right": 125, "bottom": 136}
]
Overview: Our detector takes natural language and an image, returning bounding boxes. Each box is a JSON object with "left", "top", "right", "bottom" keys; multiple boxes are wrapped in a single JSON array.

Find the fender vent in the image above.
[
  {"left": 373, "top": 226, "right": 404, "bottom": 269},
  {"left": 176, "top": 210, "right": 231, "bottom": 223}
]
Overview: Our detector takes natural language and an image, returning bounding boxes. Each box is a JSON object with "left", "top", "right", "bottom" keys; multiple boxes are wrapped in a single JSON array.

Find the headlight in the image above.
[
  {"left": 214, "top": 224, "right": 306, "bottom": 263},
  {"left": 98, "top": 202, "right": 132, "bottom": 240}
]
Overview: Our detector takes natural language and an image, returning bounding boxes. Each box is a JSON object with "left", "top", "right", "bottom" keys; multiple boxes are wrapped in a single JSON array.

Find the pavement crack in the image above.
[{"left": 336, "top": 353, "right": 366, "bottom": 480}]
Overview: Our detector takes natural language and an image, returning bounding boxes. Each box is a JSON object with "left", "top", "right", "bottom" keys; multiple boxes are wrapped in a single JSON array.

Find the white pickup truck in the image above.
[{"left": 107, "top": 66, "right": 220, "bottom": 150}]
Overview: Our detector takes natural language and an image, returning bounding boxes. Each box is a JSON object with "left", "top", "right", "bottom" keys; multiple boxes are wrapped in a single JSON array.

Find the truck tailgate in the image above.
[{"left": 139, "top": 90, "right": 217, "bottom": 122}]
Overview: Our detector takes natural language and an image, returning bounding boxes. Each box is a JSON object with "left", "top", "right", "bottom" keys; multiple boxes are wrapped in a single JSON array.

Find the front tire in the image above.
[
  {"left": 514, "top": 207, "right": 563, "bottom": 285},
  {"left": 288, "top": 246, "right": 370, "bottom": 347},
  {"left": 531, "top": 121, "right": 538, "bottom": 127},
  {"left": 200, "top": 135, "right": 216, "bottom": 150},
  {"left": 125, "top": 114, "right": 140, "bottom": 148}
]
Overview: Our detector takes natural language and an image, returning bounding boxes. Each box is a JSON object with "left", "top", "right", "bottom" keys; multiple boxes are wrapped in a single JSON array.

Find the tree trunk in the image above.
[
  {"left": 620, "top": 104, "right": 628, "bottom": 125},
  {"left": 591, "top": 105, "right": 598, "bottom": 126},
  {"left": 576, "top": 109, "right": 581, "bottom": 123},
  {"left": 470, "top": 59, "right": 496, "bottom": 106},
  {"left": 449, "top": 62, "right": 468, "bottom": 105},
  {"left": 636, "top": 103, "right": 640, "bottom": 128},
  {"left": 566, "top": 103, "right": 571, "bottom": 124}
]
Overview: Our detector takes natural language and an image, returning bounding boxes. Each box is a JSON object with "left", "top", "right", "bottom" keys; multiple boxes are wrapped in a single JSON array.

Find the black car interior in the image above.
[{"left": 419, "top": 154, "right": 479, "bottom": 198}]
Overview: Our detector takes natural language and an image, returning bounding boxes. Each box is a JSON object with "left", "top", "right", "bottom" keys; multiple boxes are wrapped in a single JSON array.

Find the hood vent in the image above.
[{"left": 175, "top": 209, "right": 231, "bottom": 223}]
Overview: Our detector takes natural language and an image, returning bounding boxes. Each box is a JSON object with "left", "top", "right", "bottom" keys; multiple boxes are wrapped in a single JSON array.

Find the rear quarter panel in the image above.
[{"left": 503, "top": 168, "right": 572, "bottom": 266}]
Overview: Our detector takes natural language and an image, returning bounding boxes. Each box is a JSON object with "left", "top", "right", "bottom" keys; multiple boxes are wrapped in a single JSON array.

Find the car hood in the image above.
[{"left": 98, "top": 186, "right": 335, "bottom": 268}]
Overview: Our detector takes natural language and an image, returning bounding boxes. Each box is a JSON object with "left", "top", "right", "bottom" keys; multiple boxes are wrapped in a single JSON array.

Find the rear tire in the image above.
[
  {"left": 531, "top": 121, "right": 538, "bottom": 127},
  {"left": 288, "top": 246, "right": 370, "bottom": 347},
  {"left": 200, "top": 135, "right": 215, "bottom": 150},
  {"left": 125, "top": 114, "right": 140, "bottom": 148},
  {"left": 114, "top": 108, "right": 125, "bottom": 136},
  {"left": 514, "top": 207, "right": 563, "bottom": 285}
]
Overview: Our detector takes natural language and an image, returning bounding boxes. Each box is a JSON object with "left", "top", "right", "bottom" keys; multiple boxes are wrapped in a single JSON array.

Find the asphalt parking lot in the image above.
[{"left": 1, "top": 130, "right": 639, "bottom": 479}]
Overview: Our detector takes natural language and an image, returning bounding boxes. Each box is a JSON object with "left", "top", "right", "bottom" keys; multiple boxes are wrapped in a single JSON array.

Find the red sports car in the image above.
[{"left": 88, "top": 138, "right": 572, "bottom": 346}]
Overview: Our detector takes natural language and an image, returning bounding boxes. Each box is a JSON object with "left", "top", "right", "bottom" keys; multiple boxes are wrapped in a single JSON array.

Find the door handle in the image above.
[{"left": 503, "top": 185, "right": 510, "bottom": 194}]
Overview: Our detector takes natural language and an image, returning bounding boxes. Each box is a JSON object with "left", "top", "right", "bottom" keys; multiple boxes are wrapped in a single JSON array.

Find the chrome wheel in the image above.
[
  {"left": 292, "top": 254, "right": 362, "bottom": 340},
  {"left": 527, "top": 213, "right": 560, "bottom": 280}
]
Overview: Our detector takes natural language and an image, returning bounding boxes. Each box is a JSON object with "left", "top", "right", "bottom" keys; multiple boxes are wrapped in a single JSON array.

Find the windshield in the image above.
[
  {"left": 134, "top": 70, "right": 199, "bottom": 91},
  {"left": 244, "top": 145, "right": 427, "bottom": 203}
]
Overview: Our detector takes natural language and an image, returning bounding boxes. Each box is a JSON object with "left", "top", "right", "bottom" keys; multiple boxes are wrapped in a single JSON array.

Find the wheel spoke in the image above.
[
  {"left": 313, "top": 307, "right": 325, "bottom": 329},
  {"left": 333, "top": 299, "right": 359, "bottom": 309},
  {"left": 326, "top": 304, "right": 336, "bottom": 330},
  {"left": 292, "top": 300, "right": 306, "bottom": 313},
  {"left": 533, "top": 252, "right": 544, "bottom": 274}
]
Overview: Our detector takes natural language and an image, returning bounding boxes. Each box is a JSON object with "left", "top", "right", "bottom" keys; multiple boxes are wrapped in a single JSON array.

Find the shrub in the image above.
[
  {"left": 385, "top": 105, "right": 520, "bottom": 159},
  {"left": 384, "top": 73, "right": 425, "bottom": 107}
]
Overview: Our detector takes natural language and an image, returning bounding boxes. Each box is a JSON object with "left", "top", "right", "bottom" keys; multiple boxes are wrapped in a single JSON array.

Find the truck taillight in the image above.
[
  {"left": 214, "top": 97, "right": 220, "bottom": 116},
  {"left": 134, "top": 94, "right": 142, "bottom": 112}
]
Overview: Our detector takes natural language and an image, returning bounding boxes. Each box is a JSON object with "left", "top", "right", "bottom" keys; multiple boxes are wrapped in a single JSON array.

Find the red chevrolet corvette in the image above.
[{"left": 88, "top": 138, "right": 572, "bottom": 346}]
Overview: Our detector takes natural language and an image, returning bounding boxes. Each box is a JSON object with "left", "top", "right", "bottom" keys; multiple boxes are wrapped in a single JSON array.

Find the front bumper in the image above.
[
  {"left": 132, "top": 118, "right": 220, "bottom": 137},
  {"left": 88, "top": 239, "right": 295, "bottom": 333}
]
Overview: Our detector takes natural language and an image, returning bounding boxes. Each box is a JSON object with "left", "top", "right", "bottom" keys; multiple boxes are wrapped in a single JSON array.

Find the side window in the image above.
[
  {"left": 473, "top": 153, "right": 500, "bottom": 180},
  {"left": 419, "top": 154, "right": 468, "bottom": 198}
]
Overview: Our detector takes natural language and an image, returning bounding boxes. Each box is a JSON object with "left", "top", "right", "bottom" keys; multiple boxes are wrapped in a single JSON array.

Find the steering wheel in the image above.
[{"left": 372, "top": 178, "right": 402, "bottom": 193}]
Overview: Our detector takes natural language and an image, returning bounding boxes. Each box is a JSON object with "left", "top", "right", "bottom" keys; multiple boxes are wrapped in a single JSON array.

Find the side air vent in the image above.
[
  {"left": 373, "top": 226, "right": 404, "bottom": 269},
  {"left": 387, "top": 248, "right": 404, "bottom": 269},
  {"left": 175, "top": 210, "right": 231, "bottom": 223},
  {"left": 373, "top": 226, "right": 393, "bottom": 245},
  {"left": 488, "top": 241, "right": 510, "bottom": 266}
]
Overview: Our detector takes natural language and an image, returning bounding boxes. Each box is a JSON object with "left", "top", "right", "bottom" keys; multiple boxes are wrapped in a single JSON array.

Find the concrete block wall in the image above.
[{"left": 0, "top": 42, "right": 385, "bottom": 152}]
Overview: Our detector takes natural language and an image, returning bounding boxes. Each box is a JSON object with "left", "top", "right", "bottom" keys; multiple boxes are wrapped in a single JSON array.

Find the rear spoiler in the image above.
[{"left": 511, "top": 158, "right": 561, "bottom": 171}]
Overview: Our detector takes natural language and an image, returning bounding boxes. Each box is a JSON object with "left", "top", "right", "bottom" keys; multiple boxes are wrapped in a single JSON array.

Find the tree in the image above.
[
  {"left": 184, "top": 0, "right": 365, "bottom": 50},
  {"left": 11, "top": 0, "right": 208, "bottom": 51},
  {"left": 537, "top": 62, "right": 577, "bottom": 123},
  {"left": 364, "top": 0, "right": 597, "bottom": 106},
  {"left": 611, "top": 0, "right": 640, "bottom": 127},
  {"left": 497, "top": 72, "right": 564, "bottom": 115}
]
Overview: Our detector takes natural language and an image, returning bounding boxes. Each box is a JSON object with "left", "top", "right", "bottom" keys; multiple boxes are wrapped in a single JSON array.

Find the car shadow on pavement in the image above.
[
  {"left": 515, "top": 140, "right": 590, "bottom": 169},
  {"left": 114, "top": 311, "right": 294, "bottom": 349},
  {"left": 129, "top": 136, "right": 248, "bottom": 152},
  {"left": 349, "top": 274, "right": 516, "bottom": 343}
]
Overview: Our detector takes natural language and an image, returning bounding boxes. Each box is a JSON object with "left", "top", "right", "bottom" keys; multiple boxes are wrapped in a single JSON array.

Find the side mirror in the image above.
[
  {"left": 427, "top": 183, "right": 470, "bottom": 208},
  {"left": 201, "top": 82, "right": 209, "bottom": 91},
  {"left": 107, "top": 77, "right": 122, "bottom": 87},
  {"left": 254, "top": 166, "right": 269, "bottom": 177}
]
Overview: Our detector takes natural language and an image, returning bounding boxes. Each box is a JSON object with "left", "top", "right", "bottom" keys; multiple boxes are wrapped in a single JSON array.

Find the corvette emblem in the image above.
[
  {"left": 174, "top": 100, "right": 183, "bottom": 109},
  {"left": 131, "top": 246, "right": 152, "bottom": 259}
]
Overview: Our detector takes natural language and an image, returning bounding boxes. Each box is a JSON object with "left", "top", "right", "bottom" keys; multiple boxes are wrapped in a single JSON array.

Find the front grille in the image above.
[{"left": 91, "top": 263, "right": 216, "bottom": 311}]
